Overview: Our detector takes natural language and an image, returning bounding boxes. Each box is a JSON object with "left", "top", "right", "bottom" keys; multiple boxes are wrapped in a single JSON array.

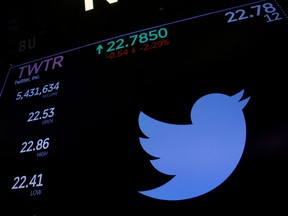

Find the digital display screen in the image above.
[{"left": 0, "top": 0, "right": 288, "bottom": 214}]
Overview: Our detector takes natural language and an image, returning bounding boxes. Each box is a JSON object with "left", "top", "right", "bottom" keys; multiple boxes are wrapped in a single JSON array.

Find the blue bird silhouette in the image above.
[{"left": 138, "top": 89, "right": 250, "bottom": 200}]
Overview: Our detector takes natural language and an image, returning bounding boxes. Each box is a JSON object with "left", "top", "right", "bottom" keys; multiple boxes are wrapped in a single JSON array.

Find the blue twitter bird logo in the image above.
[{"left": 138, "top": 89, "right": 250, "bottom": 201}]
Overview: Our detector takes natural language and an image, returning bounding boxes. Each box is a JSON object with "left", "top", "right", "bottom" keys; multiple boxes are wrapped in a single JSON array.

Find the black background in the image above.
[{"left": 1, "top": 0, "right": 288, "bottom": 215}]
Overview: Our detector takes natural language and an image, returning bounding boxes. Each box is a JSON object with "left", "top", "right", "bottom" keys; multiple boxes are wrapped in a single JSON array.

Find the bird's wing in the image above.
[{"left": 138, "top": 111, "right": 185, "bottom": 174}]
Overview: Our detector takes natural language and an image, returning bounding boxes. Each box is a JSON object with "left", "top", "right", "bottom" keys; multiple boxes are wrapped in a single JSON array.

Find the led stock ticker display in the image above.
[{"left": 0, "top": 0, "right": 287, "bottom": 215}]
